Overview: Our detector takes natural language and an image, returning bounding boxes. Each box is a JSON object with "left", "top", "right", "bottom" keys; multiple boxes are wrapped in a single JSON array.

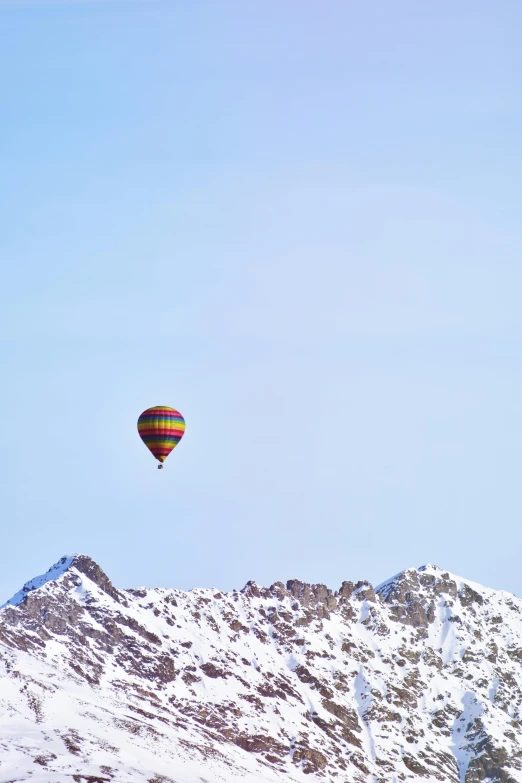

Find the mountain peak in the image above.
[
  {"left": 1, "top": 554, "right": 76, "bottom": 608},
  {"left": 69, "top": 553, "right": 121, "bottom": 602},
  {"left": 1, "top": 553, "right": 121, "bottom": 608},
  {"left": 376, "top": 563, "right": 448, "bottom": 598},
  {"left": 418, "top": 563, "right": 444, "bottom": 572}
]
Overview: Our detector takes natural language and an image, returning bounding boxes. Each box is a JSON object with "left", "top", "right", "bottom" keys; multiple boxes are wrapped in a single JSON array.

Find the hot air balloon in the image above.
[{"left": 137, "top": 406, "right": 186, "bottom": 469}]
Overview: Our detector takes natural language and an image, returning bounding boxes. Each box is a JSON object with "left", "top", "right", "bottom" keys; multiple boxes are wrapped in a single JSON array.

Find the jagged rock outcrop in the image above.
[{"left": 1, "top": 555, "right": 522, "bottom": 781}]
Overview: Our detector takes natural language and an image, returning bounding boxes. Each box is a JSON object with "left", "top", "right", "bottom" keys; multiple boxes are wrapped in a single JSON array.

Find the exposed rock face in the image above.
[{"left": 1, "top": 557, "right": 522, "bottom": 782}]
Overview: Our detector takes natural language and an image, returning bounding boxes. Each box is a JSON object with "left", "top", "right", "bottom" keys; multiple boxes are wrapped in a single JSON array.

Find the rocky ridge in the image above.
[{"left": 1, "top": 555, "right": 522, "bottom": 782}]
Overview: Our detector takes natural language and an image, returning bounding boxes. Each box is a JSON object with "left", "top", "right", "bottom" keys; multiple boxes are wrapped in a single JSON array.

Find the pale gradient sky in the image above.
[{"left": 2, "top": 0, "right": 522, "bottom": 602}]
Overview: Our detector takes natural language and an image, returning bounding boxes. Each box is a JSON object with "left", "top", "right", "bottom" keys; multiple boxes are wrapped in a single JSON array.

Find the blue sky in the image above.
[{"left": 2, "top": 0, "right": 522, "bottom": 601}]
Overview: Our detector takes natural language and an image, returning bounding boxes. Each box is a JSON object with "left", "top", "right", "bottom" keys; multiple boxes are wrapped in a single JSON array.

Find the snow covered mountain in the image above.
[{"left": 1, "top": 555, "right": 522, "bottom": 783}]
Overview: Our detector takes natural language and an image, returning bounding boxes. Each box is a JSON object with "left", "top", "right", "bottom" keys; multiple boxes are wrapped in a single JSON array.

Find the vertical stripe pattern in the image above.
[{"left": 137, "top": 406, "right": 186, "bottom": 464}]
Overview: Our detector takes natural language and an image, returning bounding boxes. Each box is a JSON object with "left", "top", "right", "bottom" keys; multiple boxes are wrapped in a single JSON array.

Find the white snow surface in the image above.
[{"left": 1, "top": 556, "right": 522, "bottom": 782}]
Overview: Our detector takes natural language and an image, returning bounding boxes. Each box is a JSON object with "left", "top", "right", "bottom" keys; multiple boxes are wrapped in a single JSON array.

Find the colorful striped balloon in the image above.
[{"left": 137, "top": 406, "right": 186, "bottom": 469}]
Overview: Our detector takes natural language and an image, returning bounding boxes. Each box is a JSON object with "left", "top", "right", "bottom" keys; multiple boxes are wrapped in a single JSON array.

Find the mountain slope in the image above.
[{"left": 1, "top": 555, "right": 522, "bottom": 782}]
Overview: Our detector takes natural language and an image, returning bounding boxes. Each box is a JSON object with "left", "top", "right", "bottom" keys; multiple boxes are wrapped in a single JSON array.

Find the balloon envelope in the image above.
[{"left": 137, "top": 406, "right": 186, "bottom": 465}]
